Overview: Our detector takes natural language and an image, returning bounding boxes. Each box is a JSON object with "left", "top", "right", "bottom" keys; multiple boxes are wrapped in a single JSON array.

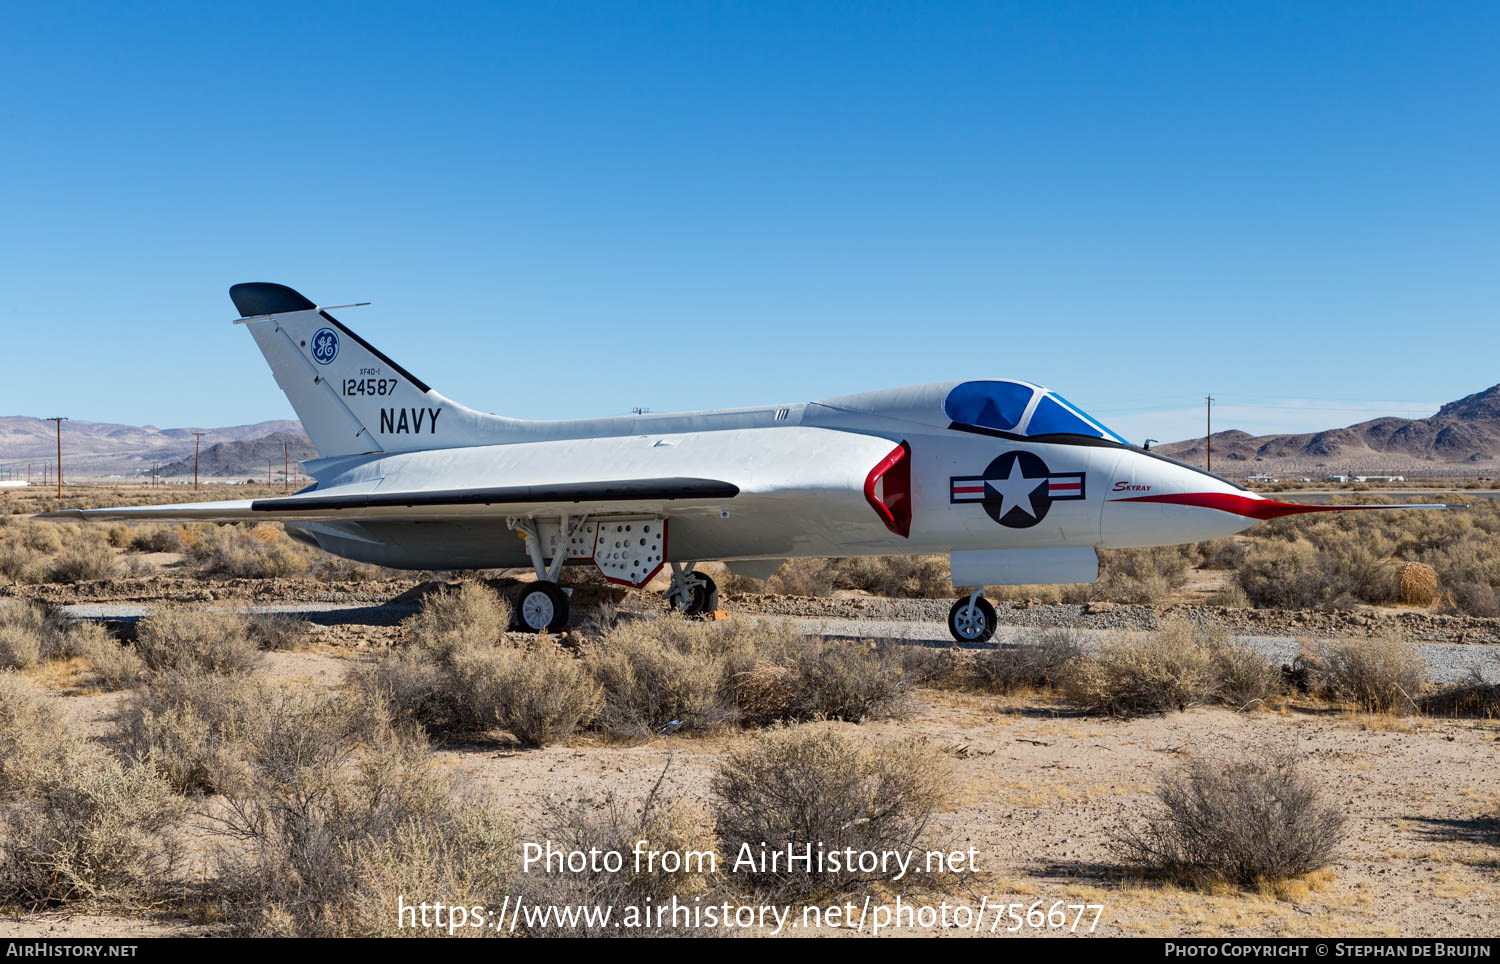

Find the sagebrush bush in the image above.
[
  {"left": 122, "top": 668, "right": 262, "bottom": 793},
  {"left": 1210, "top": 638, "right": 1283, "bottom": 708},
  {"left": 85, "top": 634, "right": 145, "bottom": 690},
  {"left": 968, "top": 629, "right": 1083, "bottom": 693},
  {"left": 1061, "top": 619, "right": 1218, "bottom": 717},
  {"left": 133, "top": 605, "right": 262, "bottom": 675},
  {"left": 1316, "top": 633, "right": 1427, "bottom": 714},
  {"left": 713, "top": 730, "right": 946, "bottom": 897},
  {"left": 0, "top": 600, "right": 97, "bottom": 669},
  {"left": 401, "top": 581, "right": 511, "bottom": 659},
  {"left": 786, "top": 640, "right": 912, "bottom": 722},
  {"left": 1113, "top": 751, "right": 1345, "bottom": 889},
  {"left": 247, "top": 612, "right": 308, "bottom": 651},
  {"left": 584, "top": 620, "right": 727, "bottom": 734},
  {"left": 182, "top": 523, "right": 308, "bottom": 578},
  {"left": 214, "top": 689, "right": 514, "bottom": 937},
  {"left": 521, "top": 784, "right": 718, "bottom": 936},
  {"left": 1072, "top": 546, "right": 1193, "bottom": 604},
  {"left": 1422, "top": 668, "right": 1500, "bottom": 718},
  {"left": 47, "top": 538, "right": 117, "bottom": 583},
  {"left": 458, "top": 644, "right": 601, "bottom": 747},
  {"left": 0, "top": 672, "right": 183, "bottom": 904}
]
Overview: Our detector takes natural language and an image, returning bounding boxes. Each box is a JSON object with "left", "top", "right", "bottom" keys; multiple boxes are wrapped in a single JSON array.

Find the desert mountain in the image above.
[
  {"left": 1158, "top": 384, "right": 1500, "bottom": 477},
  {"left": 155, "top": 432, "right": 319, "bottom": 480},
  {"left": 0, "top": 416, "right": 304, "bottom": 479}
]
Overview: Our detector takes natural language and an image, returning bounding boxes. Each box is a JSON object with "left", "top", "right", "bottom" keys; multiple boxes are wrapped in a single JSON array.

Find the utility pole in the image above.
[
  {"left": 1205, "top": 396, "right": 1214, "bottom": 472},
  {"left": 192, "top": 432, "right": 206, "bottom": 491},
  {"left": 283, "top": 438, "right": 290, "bottom": 493},
  {"left": 46, "top": 418, "right": 67, "bottom": 499}
]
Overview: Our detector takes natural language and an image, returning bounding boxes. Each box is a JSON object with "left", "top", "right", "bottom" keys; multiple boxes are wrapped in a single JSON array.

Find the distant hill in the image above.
[
  {"left": 156, "top": 432, "right": 318, "bottom": 480},
  {"left": 1159, "top": 384, "right": 1500, "bottom": 478},
  {"left": 0, "top": 416, "right": 304, "bottom": 479}
]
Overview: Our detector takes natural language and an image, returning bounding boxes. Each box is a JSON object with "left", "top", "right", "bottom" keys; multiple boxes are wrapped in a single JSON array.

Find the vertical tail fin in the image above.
[{"left": 230, "top": 283, "right": 509, "bottom": 457}]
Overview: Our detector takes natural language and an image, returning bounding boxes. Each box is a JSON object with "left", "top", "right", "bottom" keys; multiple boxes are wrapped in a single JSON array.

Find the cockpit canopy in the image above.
[{"left": 943, "top": 380, "right": 1128, "bottom": 444}]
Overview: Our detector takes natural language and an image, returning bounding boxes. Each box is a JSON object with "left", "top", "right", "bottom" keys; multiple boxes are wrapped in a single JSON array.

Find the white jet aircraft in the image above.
[{"left": 47, "top": 283, "right": 1461, "bottom": 641}]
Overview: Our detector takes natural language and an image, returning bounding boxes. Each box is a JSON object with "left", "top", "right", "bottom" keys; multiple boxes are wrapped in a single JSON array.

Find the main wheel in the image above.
[
  {"left": 668, "top": 573, "right": 720, "bottom": 617},
  {"left": 948, "top": 595, "right": 997, "bottom": 643},
  {"left": 515, "top": 581, "right": 569, "bottom": 633}
]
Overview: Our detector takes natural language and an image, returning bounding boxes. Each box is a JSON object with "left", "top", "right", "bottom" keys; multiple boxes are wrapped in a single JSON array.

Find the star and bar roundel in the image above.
[{"left": 949, "top": 451, "right": 1086, "bottom": 528}]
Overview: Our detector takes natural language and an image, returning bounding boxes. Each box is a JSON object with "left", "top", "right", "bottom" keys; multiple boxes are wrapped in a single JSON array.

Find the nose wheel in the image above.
[{"left": 948, "top": 591, "right": 997, "bottom": 643}]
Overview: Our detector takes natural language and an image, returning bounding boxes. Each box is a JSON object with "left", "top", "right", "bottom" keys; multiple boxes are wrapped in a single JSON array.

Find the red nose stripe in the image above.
[{"left": 1109, "top": 492, "right": 1393, "bottom": 521}]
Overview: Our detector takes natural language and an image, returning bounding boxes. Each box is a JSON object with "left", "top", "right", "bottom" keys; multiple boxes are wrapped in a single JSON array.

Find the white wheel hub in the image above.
[
  {"left": 521, "top": 590, "right": 555, "bottom": 630},
  {"left": 954, "top": 604, "right": 987, "bottom": 639}
]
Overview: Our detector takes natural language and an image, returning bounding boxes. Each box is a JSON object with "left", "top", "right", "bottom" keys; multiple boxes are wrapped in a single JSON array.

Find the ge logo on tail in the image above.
[{"left": 311, "top": 328, "right": 340, "bottom": 365}]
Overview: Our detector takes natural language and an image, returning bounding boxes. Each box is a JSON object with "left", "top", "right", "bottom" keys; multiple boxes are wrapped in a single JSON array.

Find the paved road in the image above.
[{"left": 60, "top": 602, "right": 1500, "bottom": 684}]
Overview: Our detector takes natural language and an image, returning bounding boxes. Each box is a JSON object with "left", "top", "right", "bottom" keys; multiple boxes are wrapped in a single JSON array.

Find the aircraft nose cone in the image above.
[{"left": 1100, "top": 452, "right": 1260, "bottom": 548}]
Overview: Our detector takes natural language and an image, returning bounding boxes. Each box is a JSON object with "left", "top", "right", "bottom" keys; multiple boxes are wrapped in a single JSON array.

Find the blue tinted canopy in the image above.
[{"left": 943, "top": 381, "right": 1127, "bottom": 443}]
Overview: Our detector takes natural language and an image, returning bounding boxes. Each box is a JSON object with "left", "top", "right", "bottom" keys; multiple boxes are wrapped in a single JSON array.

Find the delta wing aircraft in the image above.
[{"left": 47, "top": 283, "right": 1462, "bottom": 641}]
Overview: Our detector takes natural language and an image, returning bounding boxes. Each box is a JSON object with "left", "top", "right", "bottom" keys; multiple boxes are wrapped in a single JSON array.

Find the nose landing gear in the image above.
[{"left": 948, "top": 590, "right": 997, "bottom": 643}]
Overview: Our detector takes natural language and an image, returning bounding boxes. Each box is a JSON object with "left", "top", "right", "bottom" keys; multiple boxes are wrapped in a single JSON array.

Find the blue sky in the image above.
[{"left": 1, "top": 1, "right": 1494, "bottom": 444}]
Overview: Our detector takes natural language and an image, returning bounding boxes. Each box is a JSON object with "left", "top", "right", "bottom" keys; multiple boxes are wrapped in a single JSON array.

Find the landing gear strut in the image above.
[
  {"left": 948, "top": 590, "right": 997, "bottom": 643},
  {"left": 666, "top": 562, "right": 719, "bottom": 618},
  {"left": 508, "top": 516, "right": 582, "bottom": 633}
]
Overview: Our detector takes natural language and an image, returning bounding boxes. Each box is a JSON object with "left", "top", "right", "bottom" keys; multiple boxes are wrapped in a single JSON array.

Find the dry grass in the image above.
[
  {"left": 712, "top": 729, "right": 947, "bottom": 898},
  {"left": 1113, "top": 751, "right": 1346, "bottom": 890}
]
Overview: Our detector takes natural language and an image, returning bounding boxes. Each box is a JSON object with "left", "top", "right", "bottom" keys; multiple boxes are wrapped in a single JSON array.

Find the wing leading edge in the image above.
[{"left": 40, "top": 477, "right": 739, "bottom": 523}]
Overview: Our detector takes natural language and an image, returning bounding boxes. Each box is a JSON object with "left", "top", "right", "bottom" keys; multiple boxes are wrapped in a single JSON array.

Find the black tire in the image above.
[
  {"left": 668, "top": 573, "right": 720, "bottom": 618},
  {"left": 515, "top": 581, "right": 569, "bottom": 633},
  {"left": 948, "top": 595, "right": 996, "bottom": 643}
]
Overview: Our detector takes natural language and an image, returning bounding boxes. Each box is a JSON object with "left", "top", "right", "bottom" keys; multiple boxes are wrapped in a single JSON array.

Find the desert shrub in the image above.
[
  {"left": 829, "top": 555, "right": 951, "bottom": 598},
  {"left": 1061, "top": 619, "right": 1217, "bottom": 717},
  {"left": 122, "top": 668, "right": 262, "bottom": 793},
  {"left": 460, "top": 644, "right": 601, "bottom": 747},
  {"left": 786, "top": 640, "right": 912, "bottom": 722},
  {"left": 713, "top": 730, "right": 946, "bottom": 897},
  {"left": 401, "top": 581, "right": 511, "bottom": 659},
  {"left": 128, "top": 524, "right": 183, "bottom": 553},
  {"left": 213, "top": 690, "right": 514, "bottom": 937},
  {"left": 247, "top": 612, "right": 308, "bottom": 651},
  {"left": 1197, "top": 537, "right": 1249, "bottom": 571},
  {"left": 183, "top": 524, "right": 308, "bottom": 578},
  {"left": 765, "top": 559, "right": 837, "bottom": 597},
  {"left": 1113, "top": 751, "right": 1345, "bottom": 889},
  {"left": 1210, "top": 638, "right": 1283, "bottom": 708},
  {"left": 85, "top": 635, "right": 145, "bottom": 690},
  {"left": 0, "top": 672, "right": 62, "bottom": 794},
  {"left": 1236, "top": 539, "right": 1356, "bottom": 610},
  {"left": 584, "top": 620, "right": 728, "bottom": 735},
  {"left": 1422, "top": 668, "right": 1500, "bottom": 718},
  {"left": 1073, "top": 546, "right": 1193, "bottom": 604},
  {"left": 0, "top": 540, "right": 45, "bottom": 583},
  {"left": 1444, "top": 581, "right": 1500, "bottom": 617},
  {"left": 133, "top": 605, "right": 262, "bottom": 676},
  {"left": 0, "top": 600, "right": 44, "bottom": 670},
  {"left": 0, "top": 748, "right": 184, "bottom": 904},
  {"left": 521, "top": 778, "right": 718, "bottom": 936},
  {"left": 0, "top": 600, "right": 95, "bottom": 669},
  {"left": 1316, "top": 634, "right": 1426, "bottom": 714},
  {"left": 968, "top": 629, "right": 1083, "bottom": 693},
  {"left": 46, "top": 538, "right": 117, "bottom": 583},
  {"left": 0, "top": 673, "right": 183, "bottom": 904}
]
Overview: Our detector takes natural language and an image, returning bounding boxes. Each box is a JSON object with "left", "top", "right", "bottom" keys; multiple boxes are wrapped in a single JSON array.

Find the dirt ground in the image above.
[{"left": 5, "top": 632, "right": 1499, "bottom": 938}]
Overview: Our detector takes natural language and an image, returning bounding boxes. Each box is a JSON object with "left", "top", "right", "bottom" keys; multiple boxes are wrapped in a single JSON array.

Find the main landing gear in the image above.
[
  {"left": 948, "top": 590, "right": 997, "bottom": 643},
  {"left": 665, "top": 562, "right": 720, "bottom": 618},
  {"left": 508, "top": 517, "right": 577, "bottom": 633}
]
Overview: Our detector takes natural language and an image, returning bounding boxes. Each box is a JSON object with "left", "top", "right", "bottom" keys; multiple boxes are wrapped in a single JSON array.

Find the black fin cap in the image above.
[{"left": 230, "top": 282, "right": 316, "bottom": 317}]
